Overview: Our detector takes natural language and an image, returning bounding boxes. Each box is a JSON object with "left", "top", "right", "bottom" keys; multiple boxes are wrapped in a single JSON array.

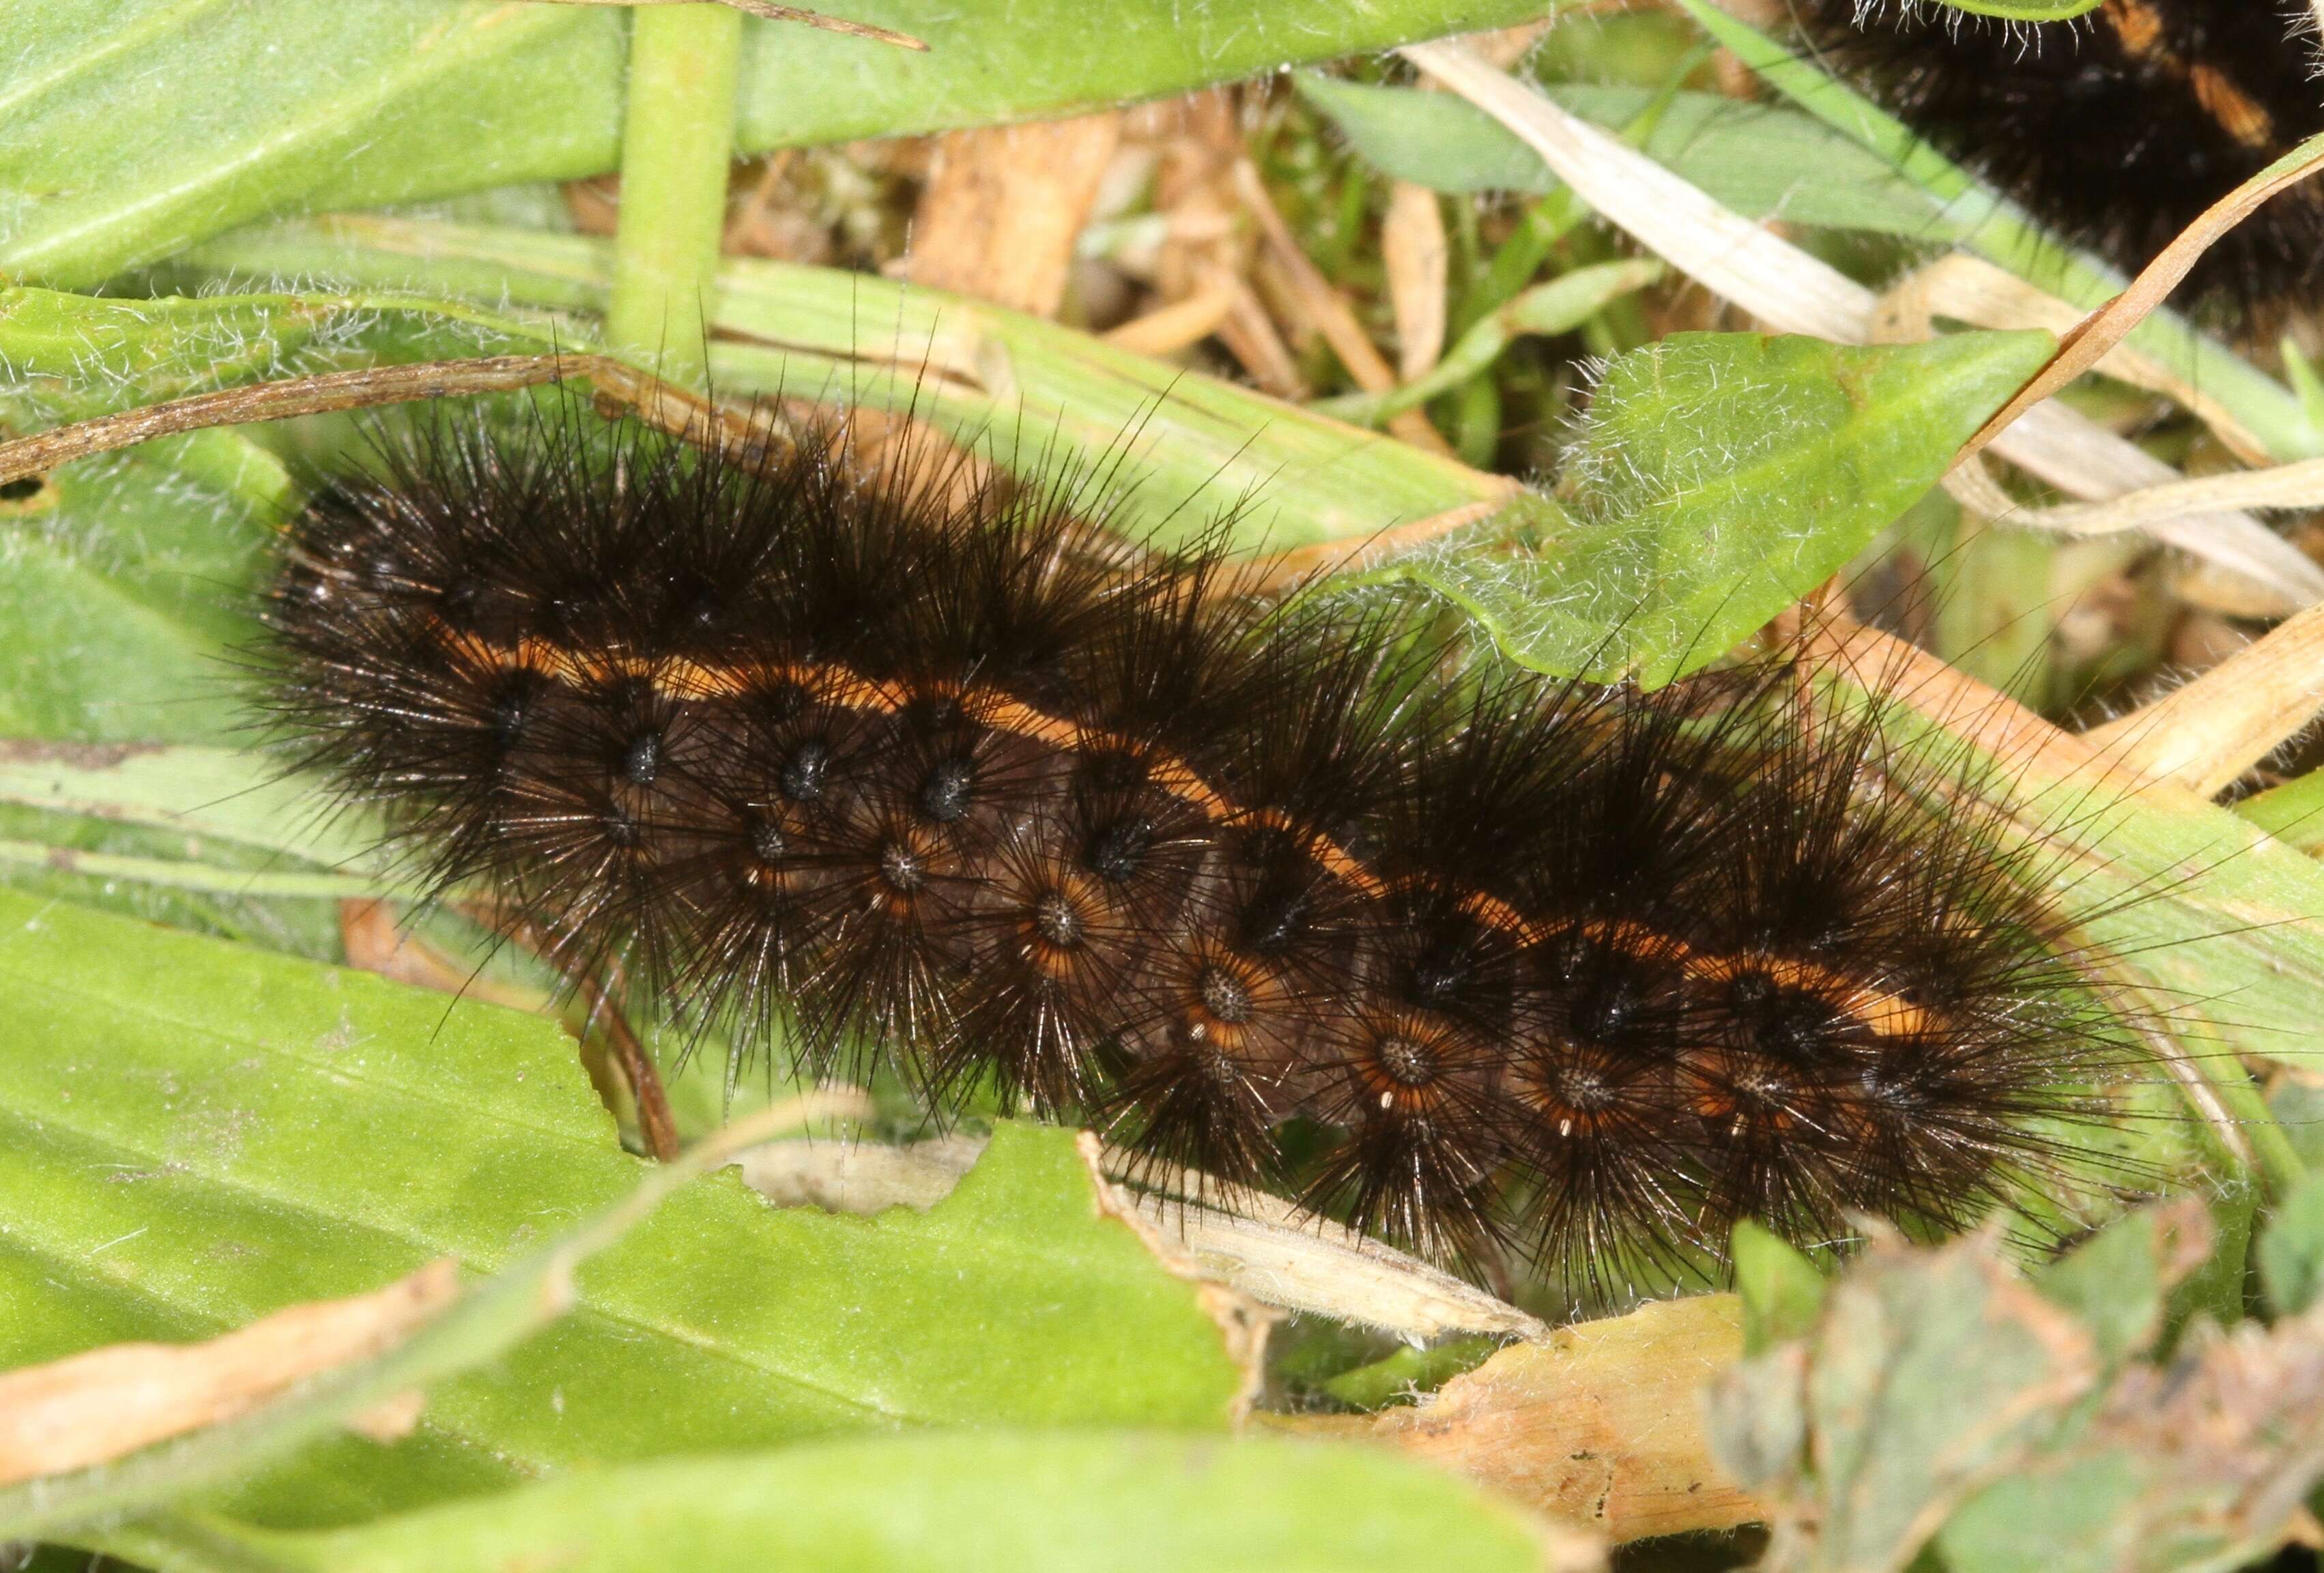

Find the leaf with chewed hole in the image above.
[{"left": 0, "top": 890, "right": 1254, "bottom": 1531}]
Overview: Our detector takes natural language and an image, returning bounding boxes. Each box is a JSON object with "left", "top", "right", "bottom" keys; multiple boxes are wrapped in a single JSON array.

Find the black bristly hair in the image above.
[
  {"left": 1793, "top": 0, "right": 2324, "bottom": 321},
  {"left": 259, "top": 406, "right": 2143, "bottom": 1290}
]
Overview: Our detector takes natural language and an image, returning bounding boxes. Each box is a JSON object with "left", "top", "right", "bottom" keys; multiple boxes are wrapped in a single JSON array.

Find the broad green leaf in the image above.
[
  {"left": 0, "top": 441, "right": 274, "bottom": 742},
  {"left": 1732, "top": 1220, "right": 1825, "bottom": 1357},
  {"left": 0, "top": 742, "right": 377, "bottom": 874},
  {"left": 1, "top": 0, "right": 1573, "bottom": 289},
  {"left": 2259, "top": 1174, "right": 2324, "bottom": 1316},
  {"left": 1719, "top": 1224, "right": 2324, "bottom": 1573},
  {"left": 2033, "top": 1203, "right": 2220, "bottom": 1367},
  {"left": 1358, "top": 330, "right": 2058, "bottom": 686},
  {"left": 1931, "top": 1457, "right": 2149, "bottom": 1573},
  {"left": 0, "top": 287, "right": 567, "bottom": 744},
  {"left": 0, "top": 286, "right": 565, "bottom": 420},
  {"left": 1297, "top": 78, "right": 1944, "bottom": 237},
  {"left": 1, "top": 1097, "right": 840, "bottom": 1543},
  {"left": 0, "top": 891, "right": 1250, "bottom": 1529},
  {"left": 97, "top": 1432, "right": 1558, "bottom": 1573},
  {"left": 0, "top": 742, "right": 394, "bottom": 957}
]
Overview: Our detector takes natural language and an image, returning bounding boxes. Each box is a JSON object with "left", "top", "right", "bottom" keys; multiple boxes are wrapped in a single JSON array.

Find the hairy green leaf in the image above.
[{"left": 1359, "top": 330, "right": 2057, "bottom": 686}]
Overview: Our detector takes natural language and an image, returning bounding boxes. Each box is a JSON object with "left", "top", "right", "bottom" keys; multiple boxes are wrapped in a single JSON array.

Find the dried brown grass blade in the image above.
[
  {"left": 1957, "top": 131, "right": 2324, "bottom": 466},
  {"left": 1383, "top": 182, "right": 1449, "bottom": 382},
  {"left": 1102, "top": 282, "right": 1238, "bottom": 355},
  {"left": 0, "top": 354, "right": 788, "bottom": 489},
  {"left": 2082, "top": 599, "right": 2324, "bottom": 798},
  {"left": 1230, "top": 160, "right": 1457, "bottom": 457}
]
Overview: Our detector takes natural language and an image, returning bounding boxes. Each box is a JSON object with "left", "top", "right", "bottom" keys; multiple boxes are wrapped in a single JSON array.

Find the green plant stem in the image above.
[
  {"left": 0, "top": 838, "right": 405, "bottom": 901},
  {"left": 605, "top": 3, "right": 743, "bottom": 384},
  {"left": 1317, "top": 259, "right": 1663, "bottom": 427}
]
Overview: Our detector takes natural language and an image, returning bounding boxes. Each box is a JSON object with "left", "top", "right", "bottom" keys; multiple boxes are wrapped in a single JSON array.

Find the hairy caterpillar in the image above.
[
  {"left": 259, "top": 409, "right": 2135, "bottom": 1285},
  {"left": 1794, "top": 0, "right": 2324, "bottom": 317}
]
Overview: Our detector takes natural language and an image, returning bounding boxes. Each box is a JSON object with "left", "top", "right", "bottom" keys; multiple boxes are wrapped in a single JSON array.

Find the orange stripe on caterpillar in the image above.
[{"left": 437, "top": 614, "right": 1936, "bottom": 1042}]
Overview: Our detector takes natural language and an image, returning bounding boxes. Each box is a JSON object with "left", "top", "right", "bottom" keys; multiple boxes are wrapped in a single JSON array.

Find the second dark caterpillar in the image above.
[
  {"left": 262, "top": 414, "right": 2127, "bottom": 1281},
  {"left": 1796, "top": 0, "right": 2324, "bottom": 319}
]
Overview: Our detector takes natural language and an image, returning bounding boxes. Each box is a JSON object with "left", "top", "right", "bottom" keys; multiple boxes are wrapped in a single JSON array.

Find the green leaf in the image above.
[
  {"left": 96, "top": 1432, "right": 1556, "bottom": 1573},
  {"left": 0, "top": 285, "right": 571, "bottom": 745},
  {"left": 1929, "top": 0, "right": 2103, "bottom": 16},
  {"left": 2259, "top": 1174, "right": 2324, "bottom": 1317},
  {"left": 0, "top": 441, "right": 275, "bottom": 742},
  {"left": 1297, "top": 77, "right": 1944, "bottom": 237},
  {"left": 2, "top": 0, "right": 1571, "bottom": 289},
  {"left": 0, "top": 742, "right": 379, "bottom": 874},
  {"left": 2033, "top": 1202, "right": 2228, "bottom": 1367},
  {"left": 1, "top": 1095, "right": 843, "bottom": 1542},
  {"left": 1930, "top": 1456, "right": 2146, "bottom": 1573},
  {"left": 1707, "top": 1231, "right": 2098, "bottom": 1572},
  {"left": 1360, "top": 330, "right": 2058, "bottom": 686},
  {"left": 0, "top": 891, "right": 1249, "bottom": 1529},
  {"left": 1732, "top": 1220, "right": 1826, "bottom": 1357},
  {"left": 2235, "top": 768, "right": 2324, "bottom": 856},
  {"left": 0, "top": 286, "right": 563, "bottom": 418},
  {"left": 130, "top": 232, "right": 1521, "bottom": 551},
  {"left": 1718, "top": 1224, "right": 2324, "bottom": 1573}
]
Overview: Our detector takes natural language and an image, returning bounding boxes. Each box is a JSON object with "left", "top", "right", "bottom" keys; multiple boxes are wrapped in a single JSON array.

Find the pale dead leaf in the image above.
[
  {"left": 0, "top": 1261, "right": 459, "bottom": 1485},
  {"left": 908, "top": 113, "right": 1125, "bottom": 319},
  {"left": 2082, "top": 598, "right": 2324, "bottom": 797},
  {"left": 1291, "top": 1295, "right": 1758, "bottom": 1542}
]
